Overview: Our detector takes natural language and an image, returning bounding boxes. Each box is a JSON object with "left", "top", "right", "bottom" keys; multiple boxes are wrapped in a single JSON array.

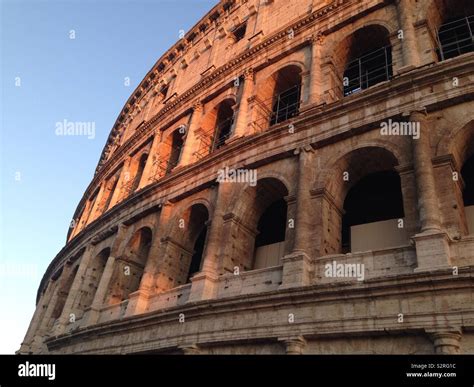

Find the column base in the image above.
[
  {"left": 125, "top": 289, "right": 151, "bottom": 317},
  {"left": 412, "top": 230, "right": 452, "bottom": 272},
  {"left": 84, "top": 306, "right": 101, "bottom": 326},
  {"left": 279, "top": 251, "right": 312, "bottom": 289},
  {"left": 397, "top": 64, "right": 417, "bottom": 74},
  {"left": 188, "top": 271, "right": 219, "bottom": 302}
]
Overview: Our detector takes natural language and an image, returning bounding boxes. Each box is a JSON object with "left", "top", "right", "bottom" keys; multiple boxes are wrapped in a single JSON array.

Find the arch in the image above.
[
  {"left": 130, "top": 152, "right": 149, "bottom": 193},
  {"left": 76, "top": 247, "right": 110, "bottom": 316},
  {"left": 436, "top": 119, "right": 474, "bottom": 167},
  {"left": 157, "top": 202, "right": 210, "bottom": 287},
  {"left": 318, "top": 146, "right": 406, "bottom": 253},
  {"left": 327, "top": 23, "right": 393, "bottom": 97},
  {"left": 106, "top": 227, "right": 153, "bottom": 305},
  {"left": 49, "top": 264, "right": 79, "bottom": 326},
  {"left": 425, "top": 0, "right": 474, "bottom": 61},
  {"left": 315, "top": 142, "right": 404, "bottom": 195},
  {"left": 254, "top": 64, "right": 303, "bottom": 128},
  {"left": 226, "top": 177, "right": 290, "bottom": 270},
  {"left": 195, "top": 97, "right": 237, "bottom": 159},
  {"left": 156, "top": 126, "right": 186, "bottom": 177}
]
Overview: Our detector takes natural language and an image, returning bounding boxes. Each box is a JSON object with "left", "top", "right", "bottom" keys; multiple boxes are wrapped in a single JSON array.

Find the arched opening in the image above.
[
  {"left": 212, "top": 100, "right": 235, "bottom": 150},
  {"left": 339, "top": 25, "right": 393, "bottom": 96},
  {"left": 76, "top": 248, "right": 110, "bottom": 316},
  {"left": 462, "top": 153, "right": 474, "bottom": 234},
  {"left": 432, "top": 0, "right": 474, "bottom": 61},
  {"left": 229, "top": 178, "right": 289, "bottom": 271},
  {"left": 253, "top": 197, "right": 288, "bottom": 269},
  {"left": 342, "top": 171, "right": 405, "bottom": 253},
  {"left": 50, "top": 265, "right": 79, "bottom": 324},
  {"left": 195, "top": 98, "right": 236, "bottom": 160},
  {"left": 166, "top": 129, "right": 184, "bottom": 174},
  {"left": 106, "top": 227, "right": 152, "bottom": 305},
  {"left": 254, "top": 65, "right": 302, "bottom": 130},
  {"left": 103, "top": 178, "right": 118, "bottom": 212},
  {"left": 269, "top": 66, "right": 302, "bottom": 125},
  {"left": 187, "top": 226, "right": 208, "bottom": 281},
  {"left": 182, "top": 204, "right": 209, "bottom": 282},
  {"left": 130, "top": 153, "right": 148, "bottom": 193}
]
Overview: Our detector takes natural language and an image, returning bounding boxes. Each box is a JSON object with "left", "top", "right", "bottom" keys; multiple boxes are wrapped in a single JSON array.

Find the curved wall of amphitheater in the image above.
[{"left": 20, "top": 0, "right": 474, "bottom": 355}]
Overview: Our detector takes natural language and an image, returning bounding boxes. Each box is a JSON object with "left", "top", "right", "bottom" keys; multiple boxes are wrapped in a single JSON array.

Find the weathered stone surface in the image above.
[{"left": 20, "top": 0, "right": 474, "bottom": 355}]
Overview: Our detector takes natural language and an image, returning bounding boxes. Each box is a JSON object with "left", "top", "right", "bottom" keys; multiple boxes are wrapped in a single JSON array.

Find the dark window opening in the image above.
[
  {"left": 437, "top": 15, "right": 474, "bottom": 61},
  {"left": 131, "top": 153, "right": 148, "bottom": 193},
  {"left": 212, "top": 102, "right": 235, "bottom": 150},
  {"left": 343, "top": 46, "right": 393, "bottom": 96},
  {"left": 167, "top": 130, "right": 184, "bottom": 174},
  {"left": 103, "top": 178, "right": 118, "bottom": 212},
  {"left": 187, "top": 226, "right": 207, "bottom": 282},
  {"left": 462, "top": 154, "right": 474, "bottom": 206},
  {"left": 270, "top": 84, "right": 301, "bottom": 125},
  {"left": 233, "top": 23, "right": 247, "bottom": 42},
  {"left": 255, "top": 198, "right": 288, "bottom": 248},
  {"left": 342, "top": 171, "right": 404, "bottom": 253}
]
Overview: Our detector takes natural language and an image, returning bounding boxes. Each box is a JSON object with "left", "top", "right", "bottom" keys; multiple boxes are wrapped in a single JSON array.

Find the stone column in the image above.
[
  {"left": 138, "top": 131, "right": 161, "bottom": 189},
  {"left": 231, "top": 68, "right": 254, "bottom": 139},
  {"left": 178, "top": 102, "right": 203, "bottom": 167},
  {"left": 84, "top": 225, "right": 128, "bottom": 326},
  {"left": 432, "top": 155, "right": 468, "bottom": 238},
  {"left": 304, "top": 34, "right": 324, "bottom": 107},
  {"left": 87, "top": 183, "right": 107, "bottom": 223},
  {"left": 280, "top": 147, "right": 314, "bottom": 288},
  {"left": 412, "top": 110, "right": 442, "bottom": 233},
  {"left": 126, "top": 203, "right": 173, "bottom": 315},
  {"left": 429, "top": 331, "right": 462, "bottom": 354},
  {"left": 411, "top": 110, "right": 451, "bottom": 270},
  {"left": 19, "top": 280, "right": 57, "bottom": 353},
  {"left": 109, "top": 156, "right": 133, "bottom": 208},
  {"left": 189, "top": 182, "right": 233, "bottom": 302},
  {"left": 53, "top": 247, "right": 94, "bottom": 335},
  {"left": 396, "top": 0, "right": 420, "bottom": 70},
  {"left": 279, "top": 336, "right": 307, "bottom": 355},
  {"left": 395, "top": 164, "right": 419, "bottom": 240}
]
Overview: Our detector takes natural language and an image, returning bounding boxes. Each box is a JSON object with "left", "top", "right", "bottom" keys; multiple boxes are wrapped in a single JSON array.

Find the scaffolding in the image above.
[
  {"left": 437, "top": 15, "right": 474, "bottom": 61},
  {"left": 343, "top": 45, "right": 393, "bottom": 97},
  {"left": 253, "top": 84, "right": 301, "bottom": 131}
]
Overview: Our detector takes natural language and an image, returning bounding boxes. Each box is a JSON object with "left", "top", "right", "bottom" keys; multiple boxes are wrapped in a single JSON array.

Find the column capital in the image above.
[
  {"left": 192, "top": 101, "right": 203, "bottom": 112},
  {"left": 279, "top": 336, "right": 307, "bottom": 355},
  {"left": 242, "top": 67, "right": 254, "bottom": 80},
  {"left": 409, "top": 108, "right": 428, "bottom": 120},
  {"left": 179, "top": 344, "right": 201, "bottom": 355},
  {"left": 428, "top": 330, "right": 462, "bottom": 354},
  {"left": 307, "top": 32, "right": 325, "bottom": 45}
]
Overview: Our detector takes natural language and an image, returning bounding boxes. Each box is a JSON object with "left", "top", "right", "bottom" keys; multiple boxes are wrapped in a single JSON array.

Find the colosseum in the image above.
[{"left": 20, "top": 0, "right": 474, "bottom": 355}]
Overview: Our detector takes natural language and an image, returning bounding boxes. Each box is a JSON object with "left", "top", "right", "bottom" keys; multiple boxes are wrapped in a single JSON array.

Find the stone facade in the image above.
[{"left": 19, "top": 0, "right": 474, "bottom": 355}]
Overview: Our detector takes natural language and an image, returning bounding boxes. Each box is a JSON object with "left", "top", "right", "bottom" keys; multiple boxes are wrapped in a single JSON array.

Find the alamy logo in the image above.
[
  {"left": 216, "top": 167, "right": 257, "bottom": 187},
  {"left": 380, "top": 119, "right": 420, "bottom": 139},
  {"left": 18, "top": 361, "right": 56, "bottom": 381},
  {"left": 55, "top": 119, "right": 96, "bottom": 139},
  {"left": 324, "top": 260, "right": 365, "bottom": 281}
]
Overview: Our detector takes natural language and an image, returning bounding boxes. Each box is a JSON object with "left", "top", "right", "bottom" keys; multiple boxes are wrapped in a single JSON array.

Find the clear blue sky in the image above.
[{"left": 0, "top": 0, "right": 217, "bottom": 354}]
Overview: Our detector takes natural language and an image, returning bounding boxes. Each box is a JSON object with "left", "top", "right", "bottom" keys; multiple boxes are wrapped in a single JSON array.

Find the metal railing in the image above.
[
  {"left": 252, "top": 84, "right": 301, "bottom": 130},
  {"left": 343, "top": 45, "right": 393, "bottom": 96},
  {"left": 211, "top": 116, "right": 234, "bottom": 151},
  {"left": 437, "top": 15, "right": 474, "bottom": 61},
  {"left": 269, "top": 84, "right": 301, "bottom": 126}
]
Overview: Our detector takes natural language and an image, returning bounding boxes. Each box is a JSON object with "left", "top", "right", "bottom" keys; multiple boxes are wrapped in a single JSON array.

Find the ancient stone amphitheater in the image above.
[{"left": 20, "top": 0, "right": 474, "bottom": 355}]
